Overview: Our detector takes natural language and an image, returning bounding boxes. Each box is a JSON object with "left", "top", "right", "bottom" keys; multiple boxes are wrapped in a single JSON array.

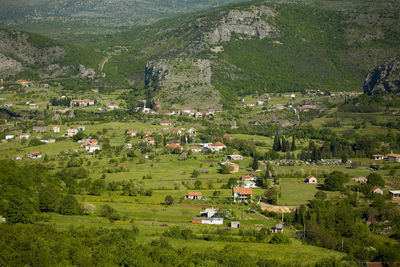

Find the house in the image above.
[
  {"left": 5, "top": 135, "right": 14, "bottom": 140},
  {"left": 243, "top": 180, "right": 257, "bottom": 188},
  {"left": 372, "top": 154, "right": 384, "bottom": 160},
  {"left": 187, "top": 128, "right": 196, "bottom": 135},
  {"left": 185, "top": 192, "right": 202, "bottom": 200},
  {"left": 52, "top": 126, "right": 60, "bottom": 133},
  {"left": 222, "top": 135, "right": 233, "bottom": 140},
  {"left": 40, "top": 139, "right": 55, "bottom": 144},
  {"left": 167, "top": 140, "right": 181, "bottom": 145},
  {"left": 305, "top": 175, "right": 318, "bottom": 184},
  {"left": 164, "top": 110, "right": 176, "bottom": 116},
  {"left": 70, "top": 99, "right": 94, "bottom": 107},
  {"left": 4, "top": 102, "right": 13, "bottom": 108},
  {"left": 189, "top": 147, "right": 202, "bottom": 153},
  {"left": 371, "top": 186, "right": 384, "bottom": 195},
  {"left": 18, "top": 134, "right": 30, "bottom": 139},
  {"left": 367, "top": 215, "right": 380, "bottom": 226},
  {"left": 166, "top": 144, "right": 183, "bottom": 151},
  {"left": 169, "top": 129, "right": 182, "bottom": 135},
  {"left": 126, "top": 130, "right": 137, "bottom": 137},
  {"left": 194, "top": 112, "right": 203, "bottom": 118},
  {"left": 66, "top": 128, "right": 78, "bottom": 137},
  {"left": 353, "top": 177, "right": 368, "bottom": 183},
  {"left": 107, "top": 102, "right": 119, "bottom": 110},
  {"left": 386, "top": 153, "right": 400, "bottom": 162},
  {"left": 145, "top": 137, "right": 155, "bottom": 145},
  {"left": 200, "top": 208, "right": 217, "bottom": 218},
  {"left": 246, "top": 103, "right": 256, "bottom": 107},
  {"left": 32, "top": 126, "right": 46, "bottom": 133},
  {"left": 124, "top": 144, "right": 132, "bottom": 149},
  {"left": 159, "top": 120, "right": 172, "bottom": 127},
  {"left": 257, "top": 101, "right": 264, "bottom": 106},
  {"left": 209, "top": 142, "right": 226, "bottom": 152},
  {"left": 82, "top": 139, "right": 98, "bottom": 147},
  {"left": 28, "top": 151, "right": 42, "bottom": 159},
  {"left": 232, "top": 187, "right": 253, "bottom": 202},
  {"left": 192, "top": 217, "right": 223, "bottom": 225},
  {"left": 389, "top": 190, "right": 400, "bottom": 199},
  {"left": 137, "top": 99, "right": 146, "bottom": 107},
  {"left": 16, "top": 80, "right": 32, "bottom": 87},
  {"left": 271, "top": 224, "right": 284, "bottom": 233},
  {"left": 144, "top": 131, "right": 153, "bottom": 137},
  {"left": 29, "top": 103, "right": 39, "bottom": 109},
  {"left": 241, "top": 173, "right": 257, "bottom": 181},
  {"left": 231, "top": 221, "right": 240, "bottom": 228},
  {"left": 228, "top": 154, "right": 244, "bottom": 161},
  {"left": 13, "top": 155, "right": 23, "bottom": 160},
  {"left": 181, "top": 108, "right": 192, "bottom": 115},
  {"left": 86, "top": 144, "right": 100, "bottom": 153}
]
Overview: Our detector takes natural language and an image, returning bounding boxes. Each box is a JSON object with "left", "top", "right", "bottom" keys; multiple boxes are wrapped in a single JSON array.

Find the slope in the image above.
[{"left": 96, "top": 0, "right": 400, "bottom": 108}]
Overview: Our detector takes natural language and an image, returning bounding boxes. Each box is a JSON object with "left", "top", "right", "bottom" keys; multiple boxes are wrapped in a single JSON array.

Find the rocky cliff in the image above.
[
  {"left": 364, "top": 58, "right": 400, "bottom": 95},
  {"left": 145, "top": 59, "right": 221, "bottom": 110}
]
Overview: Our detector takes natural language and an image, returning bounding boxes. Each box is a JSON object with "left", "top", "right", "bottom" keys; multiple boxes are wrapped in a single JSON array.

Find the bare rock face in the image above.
[
  {"left": 364, "top": 58, "right": 400, "bottom": 95},
  {"left": 145, "top": 59, "right": 221, "bottom": 109},
  {"left": 0, "top": 53, "right": 22, "bottom": 76},
  {"left": 203, "top": 7, "right": 277, "bottom": 45},
  {"left": 79, "top": 64, "right": 96, "bottom": 78}
]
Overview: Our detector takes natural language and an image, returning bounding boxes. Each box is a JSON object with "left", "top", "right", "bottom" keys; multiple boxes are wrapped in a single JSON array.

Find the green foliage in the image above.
[
  {"left": 367, "top": 173, "right": 385, "bottom": 187},
  {"left": 270, "top": 233, "right": 291, "bottom": 244},
  {"left": 58, "top": 195, "right": 82, "bottom": 215},
  {"left": 28, "top": 138, "right": 44, "bottom": 146},
  {"left": 323, "top": 171, "right": 349, "bottom": 191},
  {"left": 164, "top": 195, "right": 174, "bottom": 205}
]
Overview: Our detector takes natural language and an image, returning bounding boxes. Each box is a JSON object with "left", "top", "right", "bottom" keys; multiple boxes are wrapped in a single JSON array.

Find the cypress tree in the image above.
[
  {"left": 252, "top": 153, "right": 259, "bottom": 171},
  {"left": 281, "top": 136, "right": 287, "bottom": 152},
  {"left": 273, "top": 135, "right": 280, "bottom": 151},
  {"left": 291, "top": 136, "right": 296, "bottom": 151}
]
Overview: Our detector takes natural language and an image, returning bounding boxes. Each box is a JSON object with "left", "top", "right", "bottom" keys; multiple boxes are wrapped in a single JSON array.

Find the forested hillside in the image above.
[{"left": 86, "top": 0, "right": 400, "bottom": 108}]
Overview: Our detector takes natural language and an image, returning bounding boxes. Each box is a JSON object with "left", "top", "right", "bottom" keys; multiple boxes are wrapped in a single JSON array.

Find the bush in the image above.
[
  {"left": 164, "top": 195, "right": 174, "bottom": 205},
  {"left": 270, "top": 233, "right": 290, "bottom": 244},
  {"left": 58, "top": 195, "right": 81, "bottom": 215}
]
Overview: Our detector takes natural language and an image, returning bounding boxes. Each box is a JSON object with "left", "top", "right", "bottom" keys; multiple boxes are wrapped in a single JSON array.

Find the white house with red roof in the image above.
[
  {"left": 209, "top": 142, "right": 226, "bottom": 152},
  {"left": 159, "top": 120, "right": 172, "bottom": 126},
  {"left": 145, "top": 137, "right": 155, "bottom": 145},
  {"left": 232, "top": 187, "right": 253, "bottom": 202},
  {"left": 185, "top": 192, "right": 202, "bottom": 200},
  {"left": 305, "top": 175, "right": 318, "bottom": 184},
  {"left": 28, "top": 151, "right": 42, "bottom": 159},
  {"left": 126, "top": 130, "right": 137, "bottom": 137},
  {"left": 386, "top": 153, "right": 400, "bottom": 162}
]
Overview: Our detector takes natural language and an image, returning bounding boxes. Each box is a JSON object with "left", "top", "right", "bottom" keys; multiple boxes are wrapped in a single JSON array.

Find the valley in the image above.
[{"left": 0, "top": 0, "right": 400, "bottom": 266}]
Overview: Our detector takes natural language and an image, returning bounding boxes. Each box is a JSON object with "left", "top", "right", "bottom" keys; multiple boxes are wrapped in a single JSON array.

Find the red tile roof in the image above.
[
  {"left": 233, "top": 188, "right": 253, "bottom": 195},
  {"left": 212, "top": 142, "right": 226, "bottom": 147},
  {"left": 187, "top": 192, "right": 201, "bottom": 196}
]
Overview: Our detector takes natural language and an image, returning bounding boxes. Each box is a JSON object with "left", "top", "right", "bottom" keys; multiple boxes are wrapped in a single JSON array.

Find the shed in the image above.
[{"left": 231, "top": 221, "right": 240, "bottom": 228}]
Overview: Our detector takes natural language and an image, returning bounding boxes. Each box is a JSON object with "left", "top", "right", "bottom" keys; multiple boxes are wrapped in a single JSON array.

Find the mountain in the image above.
[
  {"left": 0, "top": 29, "right": 102, "bottom": 80},
  {"left": 364, "top": 58, "right": 400, "bottom": 96},
  {"left": 95, "top": 0, "right": 400, "bottom": 108},
  {"left": 0, "top": 0, "right": 247, "bottom": 39}
]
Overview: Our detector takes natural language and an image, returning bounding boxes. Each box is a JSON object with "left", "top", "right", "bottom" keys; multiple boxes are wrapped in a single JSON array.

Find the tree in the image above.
[
  {"left": 252, "top": 153, "right": 259, "bottom": 171},
  {"left": 341, "top": 152, "right": 348, "bottom": 164},
  {"left": 314, "top": 191, "right": 327, "bottom": 200},
  {"left": 367, "top": 173, "right": 385, "bottom": 187},
  {"left": 270, "top": 233, "right": 290, "bottom": 244},
  {"left": 323, "top": 171, "right": 349, "bottom": 191},
  {"left": 89, "top": 179, "right": 106, "bottom": 196},
  {"left": 227, "top": 177, "right": 238, "bottom": 188},
  {"left": 273, "top": 135, "right": 280, "bottom": 151},
  {"left": 164, "top": 195, "right": 174, "bottom": 205},
  {"left": 58, "top": 195, "right": 81, "bottom": 215},
  {"left": 39, "top": 184, "right": 61, "bottom": 212},
  {"left": 4, "top": 190, "right": 36, "bottom": 223},
  {"left": 191, "top": 170, "right": 200, "bottom": 178},
  {"left": 194, "top": 180, "right": 202, "bottom": 189},
  {"left": 291, "top": 136, "right": 296, "bottom": 151},
  {"left": 83, "top": 203, "right": 96, "bottom": 215}
]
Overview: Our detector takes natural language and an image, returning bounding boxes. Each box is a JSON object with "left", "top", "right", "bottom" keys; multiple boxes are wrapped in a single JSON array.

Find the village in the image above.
[{"left": 1, "top": 80, "right": 400, "bottom": 265}]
